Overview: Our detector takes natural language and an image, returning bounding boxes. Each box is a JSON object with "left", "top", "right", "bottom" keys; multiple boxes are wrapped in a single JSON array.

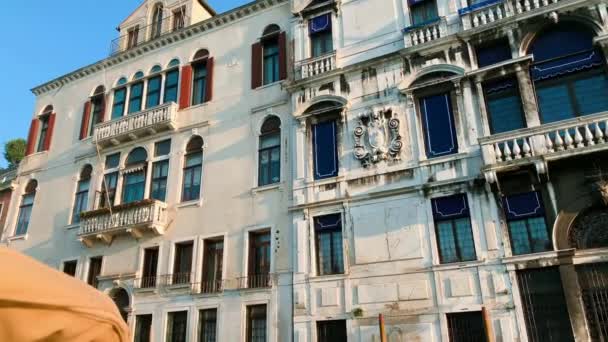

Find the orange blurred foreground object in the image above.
[{"left": 0, "top": 247, "right": 129, "bottom": 342}]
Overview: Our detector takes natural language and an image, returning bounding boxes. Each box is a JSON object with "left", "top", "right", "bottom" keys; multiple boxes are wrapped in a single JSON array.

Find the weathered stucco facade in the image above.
[{"left": 3, "top": 0, "right": 608, "bottom": 341}]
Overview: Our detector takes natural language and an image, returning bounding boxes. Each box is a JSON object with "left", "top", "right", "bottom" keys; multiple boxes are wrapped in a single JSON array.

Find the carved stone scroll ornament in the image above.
[{"left": 353, "top": 108, "right": 402, "bottom": 167}]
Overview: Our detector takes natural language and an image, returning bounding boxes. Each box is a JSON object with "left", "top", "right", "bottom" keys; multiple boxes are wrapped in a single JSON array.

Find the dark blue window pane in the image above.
[
  {"left": 574, "top": 73, "right": 608, "bottom": 115},
  {"left": 128, "top": 82, "right": 144, "bottom": 114},
  {"left": 112, "top": 88, "right": 126, "bottom": 119},
  {"left": 192, "top": 64, "right": 207, "bottom": 105},
  {"left": 263, "top": 41, "right": 279, "bottom": 85},
  {"left": 420, "top": 93, "right": 458, "bottom": 158},
  {"left": 122, "top": 171, "right": 146, "bottom": 204},
  {"left": 164, "top": 70, "right": 179, "bottom": 104},
  {"left": 154, "top": 139, "right": 171, "bottom": 157},
  {"left": 311, "top": 31, "right": 333, "bottom": 58},
  {"left": 151, "top": 160, "right": 169, "bottom": 201},
  {"left": 485, "top": 79, "right": 526, "bottom": 133},
  {"left": 312, "top": 120, "right": 338, "bottom": 180},
  {"left": 146, "top": 76, "right": 161, "bottom": 109},
  {"left": 410, "top": 1, "right": 438, "bottom": 26},
  {"left": 476, "top": 39, "right": 512, "bottom": 68},
  {"left": 537, "top": 83, "right": 574, "bottom": 123}
]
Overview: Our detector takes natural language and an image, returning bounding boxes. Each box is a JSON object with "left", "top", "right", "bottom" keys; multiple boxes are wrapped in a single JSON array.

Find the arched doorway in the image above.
[{"left": 110, "top": 288, "right": 130, "bottom": 322}]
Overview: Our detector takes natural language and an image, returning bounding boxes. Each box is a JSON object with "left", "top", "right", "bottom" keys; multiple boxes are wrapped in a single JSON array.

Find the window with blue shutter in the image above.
[
  {"left": 432, "top": 194, "right": 477, "bottom": 264},
  {"left": 484, "top": 77, "right": 526, "bottom": 134},
  {"left": 408, "top": 0, "right": 439, "bottom": 26},
  {"left": 312, "top": 120, "right": 338, "bottom": 180},
  {"left": 419, "top": 93, "right": 458, "bottom": 158},
  {"left": 309, "top": 14, "right": 333, "bottom": 57},
  {"left": 503, "top": 191, "right": 552, "bottom": 255}
]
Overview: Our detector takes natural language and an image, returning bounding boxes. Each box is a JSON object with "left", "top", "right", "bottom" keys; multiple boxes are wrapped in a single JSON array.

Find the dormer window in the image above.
[
  {"left": 309, "top": 13, "right": 333, "bottom": 58},
  {"left": 127, "top": 26, "right": 140, "bottom": 49},
  {"left": 173, "top": 7, "right": 186, "bottom": 31},
  {"left": 151, "top": 4, "right": 163, "bottom": 39}
]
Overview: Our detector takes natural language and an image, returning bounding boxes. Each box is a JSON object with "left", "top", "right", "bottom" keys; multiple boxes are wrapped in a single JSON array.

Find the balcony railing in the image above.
[
  {"left": 237, "top": 274, "right": 272, "bottom": 289},
  {"left": 110, "top": 14, "right": 190, "bottom": 55},
  {"left": 78, "top": 199, "right": 168, "bottom": 247},
  {"left": 296, "top": 52, "right": 337, "bottom": 80},
  {"left": 403, "top": 17, "right": 448, "bottom": 47},
  {"left": 460, "top": 0, "right": 563, "bottom": 30},
  {"left": 93, "top": 102, "right": 178, "bottom": 149},
  {"left": 480, "top": 111, "right": 608, "bottom": 170}
]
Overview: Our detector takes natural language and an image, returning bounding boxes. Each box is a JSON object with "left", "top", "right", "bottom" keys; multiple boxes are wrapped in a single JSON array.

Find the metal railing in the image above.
[
  {"left": 237, "top": 274, "right": 272, "bottom": 289},
  {"left": 110, "top": 13, "right": 189, "bottom": 55},
  {"left": 135, "top": 275, "right": 158, "bottom": 289},
  {"left": 197, "top": 279, "right": 224, "bottom": 294},
  {"left": 79, "top": 199, "right": 168, "bottom": 237}
]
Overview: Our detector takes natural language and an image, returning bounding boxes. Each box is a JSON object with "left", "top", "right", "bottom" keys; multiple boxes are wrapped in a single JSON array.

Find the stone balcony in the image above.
[
  {"left": 480, "top": 111, "right": 608, "bottom": 180},
  {"left": 403, "top": 17, "right": 448, "bottom": 48},
  {"left": 295, "top": 51, "right": 337, "bottom": 80},
  {"left": 93, "top": 102, "right": 178, "bottom": 149},
  {"left": 78, "top": 199, "right": 168, "bottom": 247}
]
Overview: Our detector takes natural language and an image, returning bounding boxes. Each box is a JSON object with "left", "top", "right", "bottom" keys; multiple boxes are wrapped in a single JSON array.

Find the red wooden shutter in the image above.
[
  {"left": 43, "top": 113, "right": 56, "bottom": 151},
  {"left": 179, "top": 65, "right": 193, "bottom": 109},
  {"left": 25, "top": 119, "right": 39, "bottom": 156},
  {"left": 204, "top": 57, "right": 214, "bottom": 103},
  {"left": 251, "top": 42, "right": 262, "bottom": 89},
  {"left": 79, "top": 101, "right": 91, "bottom": 140},
  {"left": 278, "top": 32, "right": 287, "bottom": 81}
]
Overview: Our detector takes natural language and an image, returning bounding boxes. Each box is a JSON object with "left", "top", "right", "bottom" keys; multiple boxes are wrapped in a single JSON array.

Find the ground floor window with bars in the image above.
[
  {"left": 517, "top": 267, "right": 574, "bottom": 342},
  {"left": 431, "top": 194, "right": 477, "bottom": 264},
  {"left": 577, "top": 263, "right": 608, "bottom": 341},
  {"left": 317, "top": 320, "right": 347, "bottom": 342},
  {"left": 246, "top": 305, "right": 267, "bottom": 342},
  {"left": 447, "top": 311, "right": 487, "bottom": 342},
  {"left": 134, "top": 314, "right": 152, "bottom": 342},
  {"left": 198, "top": 308, "right": 217, "bottom": 342}
]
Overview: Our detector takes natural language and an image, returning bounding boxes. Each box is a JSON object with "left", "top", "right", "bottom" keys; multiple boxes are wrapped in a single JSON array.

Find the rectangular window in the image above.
[
  {"left": 410, "top": 0, "right": 439, "bottom": 26},
  {"left": 192, "top": 62, "right": 208, "bottom": 106},
  {"left": 154, "top": 139, "right": 172, "bottom": 157},
  {"left": 202, "top": 238, "right": 223, "bottom": 293},
  {"left": 146, "top": 76, "right": 162, "bottom": 109},
  {"left": 37, "top": 116, "right": 49, "bottom": 153},
  {"left": 577, "top": 263, "right": 608, "bottom": 341},
  {"left": 127, "top": 26, "right": 140, "bottom": 49},
  {"left": 173, "top": 241, "right": 193, "bottom": 284},
  {"left": 432, "top": 194, "right": 477, "bottom": 264},
  {"left": 141, "top": 247, "right": 159, "bottom": 288},
  {"left": 112, "top": 88, "right": 126, "bottom": 119},
  {"left": 15, "top": 193, "right": 35, "bottom": 236},
  {"left": 105, "top": 153, "right": 121, "bottom": 169},
  {"left": 312, "top": 120, "right": 338, "bottom": 180},
  {"left": 447, "top": 312, "right": 488, "bottom": 342},
  {"left": 128, "top": 82, "right": 144, "bottom": 114},
  {"left": 63, "top": 260, "right": 78, "bottom": 277},
  {"left": 134, "top": 314, "right": 153, "bottom": 342},
  {"left": 263, "top": 39, "right": 279, "bottom": 85},
  {"left": 309, "top": 14, "right": 333, "bottom": 58},
  {"left": 198, "top": 308, "right": 217, "bottom": 342},
  {"left": 87, "top": 256, "right": 102, "bottom": 288},
  {"left": 246, "top": 305, "right": 267, "bottom": 342},
  {"left": 503, "top": 191, "right": 552, "bottom": 255},
  {"left": 317, "top": 320, "right": 347, "bottom": 342},
  {"left": 122, "top": 170, "right": 146, "bottom": 204},
  {"left": 100, "top": 172, "right": 118, "bottom": 208},
  {"left": 258, "top": 131, "right": 280, "bottom": 186},
  {"left": 164, "top": 69, "right": 179, "bottom": 104},
  {"left": 72, "top": 178, "right": 90, "bottom": 224},
  {"left": 166, "top": 311, "right": 188, "bottom": 342},
  {"left": 248, "top": 231, "right": 271, "bottom": 288},
  {"left": 483, "top": 77, "right": 526, "bottom": 134},
  {"left": 172, "top": 8, "right": 185, "bottom": 31},
  {"left": 89, "top": 96, "right": 104, "bottom": 136},
  {"left": 315, "top": 214, "right": 344, "bottom": 275},
  {"left": 151, "top": 160, "right": 169, "bottom": 201},
  {"left": 476, "top": 38, "right": 512, "bottom": 68},
  {"left": 419, "top": 92, "right": 459, "bottom": 158},
  {"left": 182, "top": 152, "right": 203, "bottom": 202},
  {"left": 517, "top": 267, "right": 574, "bottom": 342}
]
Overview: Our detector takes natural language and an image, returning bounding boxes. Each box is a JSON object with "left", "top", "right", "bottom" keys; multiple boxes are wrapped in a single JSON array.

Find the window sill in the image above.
[
  {"left": 182, "top": 102, "right": 209, "bottom": 112},
  {"left": 6, "top": 234, "right": 28, "bottom": 243},
  {"left": 418, "top": 152, "right": 469, "bottom": 166},
  {"left": 307, "top": 272, "right": 347, "bottom": 283},
  {"left": 176, "top": 199, "right": 202, "bottom": 209},
  {"left": 254, "top": 80, "right": 284, "bottom": 91},
  {"left": 430, "top": 259, "right": 484, "bottom": 271},
  {"left": 251, "top": 183, "right": 282, "bottom": 194},
  {"left": 306, "top": 175, "right": 344, "bottom": 187}
]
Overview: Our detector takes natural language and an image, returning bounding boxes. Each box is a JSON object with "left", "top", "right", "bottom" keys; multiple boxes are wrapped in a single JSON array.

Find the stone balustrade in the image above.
[
  {"left": 460, "top": 0, "right": 563, "bottom": 30},
  {"left": 296, "top": 52, "right": 337, "bottom": 80},
  {"left": 403, "top": 18, "right": 448, "bottom": 47},
  {"left": 93, "top": 102, "right": 178, "bottom": 149},
  {"left": 78, "top": 199, "right": 168, "bottom": 247}
]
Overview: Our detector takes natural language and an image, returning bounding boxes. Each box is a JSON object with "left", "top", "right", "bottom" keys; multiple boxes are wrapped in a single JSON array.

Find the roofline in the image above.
[
  {"left": 31, "top": 0, "right": 285, "bottom": 95},
  {"left": 198, "top": 0, "right": 217, "bottom": 16}
]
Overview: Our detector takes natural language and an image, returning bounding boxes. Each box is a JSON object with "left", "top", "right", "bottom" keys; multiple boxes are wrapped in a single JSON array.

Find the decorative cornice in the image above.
[{"left": 31, "top": 0, "right": 288, "bottom": 96}]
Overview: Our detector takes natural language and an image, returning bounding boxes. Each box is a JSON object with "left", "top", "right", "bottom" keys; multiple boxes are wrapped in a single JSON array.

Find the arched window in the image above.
[
  {"left": 85, "top": 86, "right": 106, "bottom": 138},
  {"left": 252, "top": 25, "right": 286, "bottom": 88},
  {"left": 258, "top": 116, "right": 281, "bottom": 186},
  {"left": 15, "top": 180, "right": 37, "bottom": 236},
  {"left": 150, "top": 65, "right": 162, "bottom": 74},
  {"left": 182, "top": 136, "right": 204, "bottom": 202},
  {"left": 112, "top": 78, "right": 128, "bottom": 119},
  {"left": 123, "top": 148, "right": 148, "bottom": 204},
  {"left": 530, "top": 23, "right": 608, "bottom": 123},
  {"left": 164, "top": 59, "right": 180, "bottom": 104},
  {"left": 72, "top": 165, "right": 92, "bottom": 224},
  {"left": 129, "top": 73, "right": 145, "bottom": 114},
  {"left": 192, "top": 50, "right": 212, "bottom": 105},
  {"left": 100, "top": 153, "right": 121, "bottom": 208},
  {"left": 34, "top": 106, "right": 54, "bottom": 154},
  {"left": 151, "top": 3, "right": 164, "bottom": 39},
  {"left": 306, "top": 101, "right": 343, "bottom": 180}
]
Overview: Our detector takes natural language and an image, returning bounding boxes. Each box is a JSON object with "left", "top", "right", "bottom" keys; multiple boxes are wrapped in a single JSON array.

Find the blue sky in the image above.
[{"left": 0, "top": 0, "right": 250, "bottom": 168}]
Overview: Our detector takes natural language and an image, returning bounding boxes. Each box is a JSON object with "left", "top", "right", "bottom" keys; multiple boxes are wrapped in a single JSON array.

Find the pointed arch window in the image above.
[
  {"left": 112, "top": 78, "right": 128, "bottom": 119},
  {"left": 164, "top": 59, "right": 180, "bottom": 104},
  {"left": 151, "top": 4, "right": 164, "bottom": 39},
  {"left": 122, "top": 148, "right": 148, "bottom": 204},
  {"left": 15, "top": 180, "right": 37, "bottom": 236},
  {"left": 182, "top": 136, "right": 203, "bottom": 202},
  {"left": 258, "top": 116, "right": 281, "bottom": 186},
  {"left": 72, "top": 165, "right": 92, "bottom": 224}
]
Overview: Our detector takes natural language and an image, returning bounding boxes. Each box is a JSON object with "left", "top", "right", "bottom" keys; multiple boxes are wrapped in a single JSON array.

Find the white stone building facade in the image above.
[{"left": 3, "top": 0, "right": 608, "bottom": 341}]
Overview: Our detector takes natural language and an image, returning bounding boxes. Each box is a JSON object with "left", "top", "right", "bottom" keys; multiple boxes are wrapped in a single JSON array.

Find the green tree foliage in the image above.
[{"left": 4, "top": 139, "right": 26, "bottom": 168}]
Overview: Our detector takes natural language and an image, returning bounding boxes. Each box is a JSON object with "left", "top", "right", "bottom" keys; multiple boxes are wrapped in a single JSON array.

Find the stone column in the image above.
[
  {"left": 475, "top": 78, "right": 492, "bottom": 136},
  {"left": 453, "top": 82, "right": 469, "bottom": 152},
  {"left": 560, "top": 264, "right": 592, "bottom": 341},
  {"left": 295, "top": 118, "right": 307, "bottom": 182},
  {"left": 405, "top": 93, "right": 422, "bottom": 161},
  {"left": 461, "top": 79, "right": 480, "bottom": 147},
  {"left": 515, "top": 66, "right": 541, "bottom": 127}
]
